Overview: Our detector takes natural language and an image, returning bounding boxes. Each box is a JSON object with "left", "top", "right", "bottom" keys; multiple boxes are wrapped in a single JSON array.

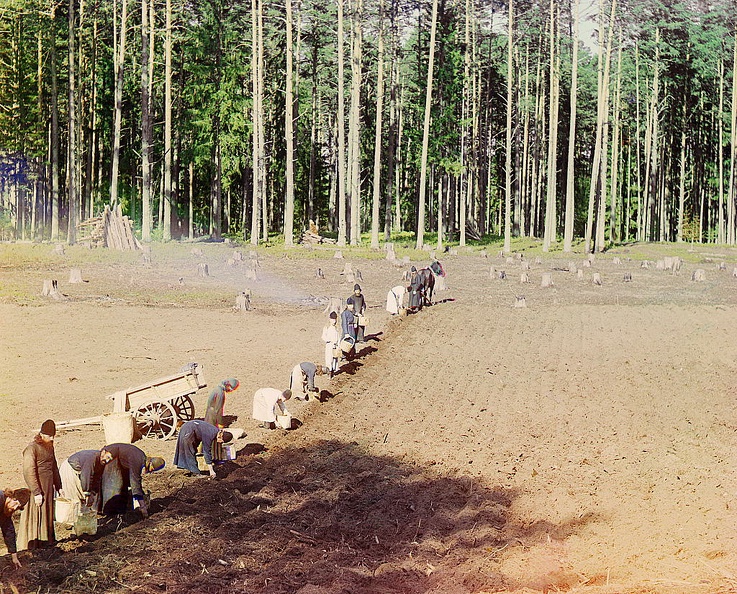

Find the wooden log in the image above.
[
  {"left": 69, "top": 268, "right": 84, "bottom": 283},
  {"left": 541, "top": 272, "right": 553, "bottom": 287}
]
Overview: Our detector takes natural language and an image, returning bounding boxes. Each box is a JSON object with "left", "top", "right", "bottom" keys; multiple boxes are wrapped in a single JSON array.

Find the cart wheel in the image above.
[
  {"left": 135, "top": 401, "right": 177, "bottom": 440},
  {"left": 171, "top": 395, "right": 195, "bottom": 421}
]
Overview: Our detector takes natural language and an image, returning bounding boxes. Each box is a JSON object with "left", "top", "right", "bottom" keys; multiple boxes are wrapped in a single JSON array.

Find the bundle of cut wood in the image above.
[
  {"left": 300, "top": 229, "right": 336, "bottom": 245},
  {"left": 78, "top": 205, "right": 140, "bottom": 250}
]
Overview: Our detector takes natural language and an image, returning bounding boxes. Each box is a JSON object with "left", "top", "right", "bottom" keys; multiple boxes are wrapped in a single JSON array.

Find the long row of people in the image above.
[{"left": 1, "top": 269, "right": 438, "bottom": 568}]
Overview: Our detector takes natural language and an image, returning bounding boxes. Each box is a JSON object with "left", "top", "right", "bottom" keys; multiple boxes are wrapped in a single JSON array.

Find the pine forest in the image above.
[{"left": 0, "top": 0, "right": 736, "bottom": 252}]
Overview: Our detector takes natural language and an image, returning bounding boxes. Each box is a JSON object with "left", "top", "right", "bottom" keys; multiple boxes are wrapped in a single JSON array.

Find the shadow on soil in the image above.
[{"left": 7, "top": 440, "right": 603, "bottom": 594}]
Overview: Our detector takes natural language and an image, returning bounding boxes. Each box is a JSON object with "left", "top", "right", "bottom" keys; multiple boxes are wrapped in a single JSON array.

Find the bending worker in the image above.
[
  {"left": 252, "top": 388, "right": 292, "bottom": 429},
  {"left": 99, "top": 443, "right": 165, "bottom": 517},
  {"left": 289, "top": 362, "right": 325, "bottom": 400},
  {"left": 174, "top": 420, "right": 233, "bottom": 478}
]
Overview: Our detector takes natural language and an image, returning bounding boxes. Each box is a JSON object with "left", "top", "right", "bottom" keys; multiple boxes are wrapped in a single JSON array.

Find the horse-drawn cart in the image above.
[{"left": 57, "top": 363, "right": 207, "bottom": 440}]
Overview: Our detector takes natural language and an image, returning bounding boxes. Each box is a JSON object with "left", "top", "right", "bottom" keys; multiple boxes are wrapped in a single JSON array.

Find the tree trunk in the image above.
[
  {"left": 163, "top": 0, "right": 172, "bottom": 241},
  {"left": 503, "top": 0, "right": 514, "bottom": 253},
  {"left": 284, "top": 0, "right": 295, "bottom": 246},
  {"left": 67, "top": 0, "right": 78, "bottom": 244},
  {"left": 348, "top": 0, "right": 363, "bottom": 245},
  {"left": 415, "top": 0, "right": 438, "bottom": 250},
  {"left": 141, "top": 0, "right": 152, "bottom": 241},
  {"left": 337, "top": 0, "right": 347, "bottom": 246},
  {"left": 370, "top": 0, "right": 385, "bottom": 249},
  {"left": 563, "top": 0, "right": 579, "bottom": 252},
  {"left": 50, "top": 3, "right": 60, "bottom": 241},
  {"left": 542, "top": 0, "right": 559, "bottom": 252}
]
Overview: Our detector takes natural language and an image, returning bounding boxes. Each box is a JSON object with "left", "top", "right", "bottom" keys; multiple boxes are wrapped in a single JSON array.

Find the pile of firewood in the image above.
[
  {"left": 299, "top": 220, "right": 336, "bottom": 245},
  {"left": 77, "top": 205, "right": 140, "bottom": 250}
]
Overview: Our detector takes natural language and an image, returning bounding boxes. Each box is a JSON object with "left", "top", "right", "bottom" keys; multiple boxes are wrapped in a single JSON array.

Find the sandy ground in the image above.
[{"left": 0, "top": 241, "right": 736, "bottom": 593}]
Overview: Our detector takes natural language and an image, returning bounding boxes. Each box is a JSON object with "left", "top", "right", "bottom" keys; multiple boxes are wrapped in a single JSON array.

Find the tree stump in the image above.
[
  {"left": 435, "top": 275, "right": 448, "bottom": 291},
  {"left": 506, "top": 256, "right": 514, "bottom": 265},
  {"left": 534, "top": 257, "right": 542, "bottom": 265},
  {"left": 514, "top": 295, "right": 527, "bottom": 308},
  {"left": 402, "top": 269, "right": 412, "bottom": 282},
  {"left": 576, "top": 269, "right": 584, "bottom": 280},
  {"left": 345, "top": 271, "right": 355, "bottom": 284},
  {"left": 583, "top": 259, "right": 591, "bottom": 268},
  {"left": 191, "top": 248, "right": 203, "bottom": 257},
  {"left": 520, "top": 272, "right": 529, "bottom": 284},
  {"left": 520, "top": 260, "right": 530, "bottom": 270},
  {"left": 641, "top": 260, "right": 650, "bottom": 269},
  {"left": 385, "top": 244, "right": 396, "bottom": 261},
  {"left": 489, "top": 266, "right": 496, "bottom": 279},
  {"left": 233, "top": 250, "right": 243, "bottom": 261},
  {"left": 672, "top": 258, "right": 682, "bottom": 274},
  {"left": 691, "top": 269, "right": 705, "bottom": 282},
  {"left": 498, "top": 270, "right": 507, "bottom": 280},
  {"left": 592, "top": 272, "right": 602, "bottom": 286},
  {"left": 334, "top": 250, "right": 344, "bottom": 259},
  {"left": 42, "top": 279, "right": 59, "bottom": 296},
  {"left": 541, "top": 272, "right": 553, "bottom": 287},
  {"left": 323, "top": 297, "right": 343, "bottom": 315},
  {"left": 718, "top": 261, "right": 727, "bottom": 271},
  {"left": 235, "top": 290, "right": 251, "bottom": 312},
  {"left": 198, "top": 263, "right": 209, "bottom": 277},
  {"left": 568, "top": 262, "right": 577, "bottom": 274},
  {"left": 733, "top": 267, "right": 737, "bottom": 278},
  {"left": 316, "top": 268, "right": 325, "bottom": 279},
  {"left": 656, "top": 260, "right": 665, "bottom": 270},
  {"left": 612, "top": 257, "right": 621, "bottom": 265},
  {"left": 355, "top": 269, "right": 363, "bottom": 282},
  {"left": 623, "top": 272, "right": 633, "bottom": 282},
  {"left": 587, "top": 253, "right": 595, "bottom": 263},
  {"left": 142, "top": 252, "right": 152, "bottom": 265},
  {"left": 53, "top": 244, "right": 65, "bottom": 256},
  {"left": 663, "top": 256, "right": 673, "bottom": 270},
  {"left": 69, "top": 268, "right": 84, "bottom": 284}
]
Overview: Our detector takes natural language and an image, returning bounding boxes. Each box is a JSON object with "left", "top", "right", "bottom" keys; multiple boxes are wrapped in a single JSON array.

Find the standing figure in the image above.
[
  {"left": 59, "top": 449, "right": 112, "bottom": 511},
  {"left": 252, "top": 388, "right": 292, "bottom": 429},
  {"left": 174, "top": 420, "right": 233, "bottom": 478},
  {"left": 321, "top": 311, "right": 340, "bottom": 377},
  {"left": 1, "top": 489, "right": 27, "bottom": 568},
  {"left": 340, "top": 297, "right": 357, "bottom": 360},
  {"left": 98, "top": 443, "right": 165, "bottom": 517},
  {"left": 407, "top": 266, "right": 423, "bottom": 312},
  {"left": 18, "top": 419, "right": 61, "bottom": 551},
  {"left": 350, "top": 284, "right": 367, "bottom": 342},
  {"left": 204, "top": 378, "right": 240, "bottom": 427},
  {"left": 289, "top": 362, "right": 325, "bottom": 400}
]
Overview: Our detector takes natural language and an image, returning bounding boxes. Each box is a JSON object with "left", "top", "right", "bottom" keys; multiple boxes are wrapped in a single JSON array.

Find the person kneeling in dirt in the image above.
[
  {"left": 252, "top": 388, "right": 292, "bottom": 429},
  {"left": 59, "top": 448, "right": 113, "bottom": 511},
  {"left": 174, "top": 420, "right": 233, "bottom": 479},
  {"left": 289, "top": 362, "right": 325, "bottom": 401},
  {"left": 98, "top": 444, "right": 165, "bottom": 517},
  {"left": 0, "top": 488, "right": 28, "bottom": 569}
]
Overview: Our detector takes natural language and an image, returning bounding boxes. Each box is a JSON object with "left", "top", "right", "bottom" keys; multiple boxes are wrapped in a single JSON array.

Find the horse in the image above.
[{"left": 416, "top": 260, "right": 445, "bottom": 307}]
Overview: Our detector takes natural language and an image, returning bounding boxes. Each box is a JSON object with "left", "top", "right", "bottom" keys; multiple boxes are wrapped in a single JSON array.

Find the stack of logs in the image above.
[
  {"left": 77, "top": 205, "right": 140, "bottom": 250},
  {"left": 299, "top": 221, "right": 336, "bottom": 245}
]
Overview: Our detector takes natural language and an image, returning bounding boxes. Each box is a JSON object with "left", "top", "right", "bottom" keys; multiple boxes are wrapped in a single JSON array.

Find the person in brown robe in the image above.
[{"left": 17, "top": 419, "right": 61, "bottom": 551}]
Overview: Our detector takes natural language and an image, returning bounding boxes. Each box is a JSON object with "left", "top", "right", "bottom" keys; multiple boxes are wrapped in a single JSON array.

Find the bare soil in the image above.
[{"left": 0, "top": 241, "right": 736, "bottom": 594}]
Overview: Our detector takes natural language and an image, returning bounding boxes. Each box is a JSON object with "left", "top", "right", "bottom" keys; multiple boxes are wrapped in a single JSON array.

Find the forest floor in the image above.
[{"left": 0, "top": 238, "right": 736, "bottom": 594}]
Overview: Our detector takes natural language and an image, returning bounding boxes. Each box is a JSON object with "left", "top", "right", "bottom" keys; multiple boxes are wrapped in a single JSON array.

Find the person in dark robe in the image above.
[
  {"left": 340, "top": 297, "right": 357, "bottom": 360},
  {"left": 203, "top": 378, "right": 240, "bottom": 428},
  {"left": 349, "top": 284, "right": 367, "bottom": 342},
  {"left": 98, "top": 444, "right": 165, "bottom": 517},
  {"left": 17, "top": 419, "right": 61, "bottom": 551},
  {"left": 407, "top": 266, "right": 423, "bottom": 312},
  {"left": 0, "top": 488, "right": 28, "bottom": 568},
  {"left": 59, "top": 449, "right": 112, "bottom": 511},
  {"left": 174, "top": 420, "right": 233, "bottom": 478}
]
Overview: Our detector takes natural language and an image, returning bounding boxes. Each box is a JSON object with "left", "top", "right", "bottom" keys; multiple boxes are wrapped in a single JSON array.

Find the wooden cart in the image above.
[{"left": 57, "top": 363, "right": 207, "bottom": 440}]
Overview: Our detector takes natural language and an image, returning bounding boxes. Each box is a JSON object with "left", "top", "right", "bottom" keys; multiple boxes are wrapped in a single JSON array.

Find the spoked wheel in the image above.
[
  {"left": 171, "top": 395, "right": 195, "bottom": 421},
  {"left": 135, "top": 401, "right": 177, "bottom": 440}
]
